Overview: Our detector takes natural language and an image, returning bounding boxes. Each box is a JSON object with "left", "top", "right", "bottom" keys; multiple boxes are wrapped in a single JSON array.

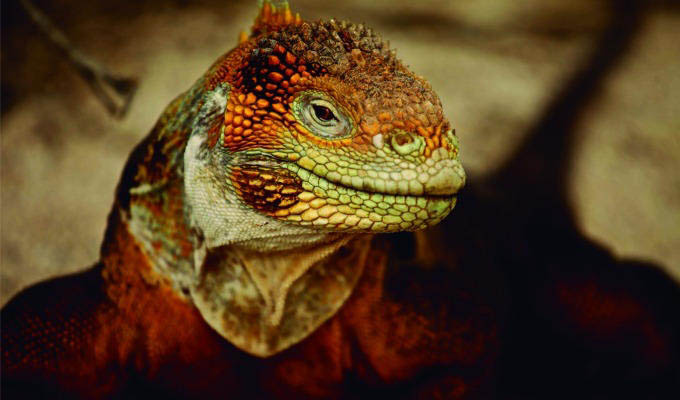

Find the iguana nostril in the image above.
[
  {"left": 395, "top": 132, "right": 412, "bottom": 146},
  {"left": 390, "top": 131, "right": 422, "bottom": 156}
]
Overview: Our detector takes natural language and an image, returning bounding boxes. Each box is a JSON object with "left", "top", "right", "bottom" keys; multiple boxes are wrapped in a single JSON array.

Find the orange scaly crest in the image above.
[{"left": 251, "top": 0, "right": 302, "bottom": 37}]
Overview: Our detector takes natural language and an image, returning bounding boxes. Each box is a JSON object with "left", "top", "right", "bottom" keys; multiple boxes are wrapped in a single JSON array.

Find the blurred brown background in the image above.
[{"left": 2, "top": 0, "right": 679, "bottom": 305}]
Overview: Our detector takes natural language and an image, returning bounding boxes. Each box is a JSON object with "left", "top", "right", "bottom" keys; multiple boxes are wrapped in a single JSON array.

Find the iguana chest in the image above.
[
  {"left": 95, "top": 240, "right": 496, "bottom": 399},
  {"left": 2, "top": 235, "right": 496, "bottom": 400}
]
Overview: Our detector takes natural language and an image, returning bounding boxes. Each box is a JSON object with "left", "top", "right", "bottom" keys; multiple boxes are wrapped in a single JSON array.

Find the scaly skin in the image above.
[
  {"left": 4, "top": 1, "right": 679, "bottom": 399},
  {"left": 206, "top": 13, "right": 465, "bottom": 232},
  {"left": 3, "top": 2, "right": 479, "bottom": 396},
  {"left": 107, "top": 0, "right": 465, "bottom": 357}
]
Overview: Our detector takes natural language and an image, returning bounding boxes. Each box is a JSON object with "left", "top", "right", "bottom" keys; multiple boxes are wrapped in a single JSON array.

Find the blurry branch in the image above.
[{"left": 20, "top": 0, "right": 138, "bottom": 118}]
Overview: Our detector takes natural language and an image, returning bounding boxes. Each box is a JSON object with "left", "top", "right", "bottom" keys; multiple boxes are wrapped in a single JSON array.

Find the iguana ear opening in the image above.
[{"left": 250, "top": 0, "right": 302, "bottom": 37}]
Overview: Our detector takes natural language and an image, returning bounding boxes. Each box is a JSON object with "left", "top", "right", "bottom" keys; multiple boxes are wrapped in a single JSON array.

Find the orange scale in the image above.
[
  {"left": 233, "top": 115, "right": 243, "bottom": 126},
  {"left": 425, "top": 137, "right": 434, "bottom": 149},
  {"left": 285, "top": 52, "right": 296, "bottom": 65},
  {"left": 338, "top": 138, "right": 355, "bottom": 148},
  {"left": 363, "top": 122, "right": 380, "bottom": 136},
  {"left": 242, "top": 119, "right": 252, "bottom": 128},
  {"left": 290, "top": 73, "right": 300, "bottom": 85},
  {"left": 293, "top": 123, "right": 308, "bottom": 135},
  {"left": 234, "top": 126, "right": 244, "bottom": 135},
  {"left": 234, "top": 105, "right": 244, "bottom": 114},
  {"left": 272, "top": 103, "right": 286, "bottom": 114},
  {"left": 378, "top": 112, "right": 392, "bottom": 122},
  {"left": 268, "top": 55, "right": 280, "bottom": 66},
  {"left": 265, "top": 83, "right": 277, "bottom": 91},
  {"left": 224, "top": 112, "right": 234, "bottom": 124},
  {"left": 256, "top": 99, "right": 269, "bottom": 108},
  {"left": 380, "top": 123, "right": 392, "bottom": 133},
  {"left": 244, "top": 107, "right": 254, "bottom": 118},
  {"left": 268, "top": 72, "right": 284, "bottom": 82},
  {"left": 417, "top": 126, "right": 429, "bottom": 137},
  {"left": 245, "top": 93, "right": 257, "bottom": 105}
]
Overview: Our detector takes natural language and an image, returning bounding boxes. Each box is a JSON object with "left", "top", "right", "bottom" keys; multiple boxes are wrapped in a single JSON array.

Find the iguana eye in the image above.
[
  {"left": 293, "top": 92, "right": 353, "bottom": 139},
  {"left": 312, "top": 104, "right": 336, "bottom": 123}
]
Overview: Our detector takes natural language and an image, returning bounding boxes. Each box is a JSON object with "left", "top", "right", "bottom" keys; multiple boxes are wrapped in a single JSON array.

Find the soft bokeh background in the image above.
[{"left": 2, "top": 0, "right": 679, "bottom": 305}]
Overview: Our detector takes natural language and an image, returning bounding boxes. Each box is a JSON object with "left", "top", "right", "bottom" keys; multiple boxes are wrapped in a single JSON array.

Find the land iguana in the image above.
[{"left": 3, "top": 1, "right": 679, "bottom": 399}]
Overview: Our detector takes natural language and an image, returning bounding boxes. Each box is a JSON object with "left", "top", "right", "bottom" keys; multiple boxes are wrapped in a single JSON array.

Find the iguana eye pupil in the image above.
[
  {"left": 292, "top": 91, "right": 354, "bottom": 139},
  {"left": 312, "top": 105, "right": 336, "bottom": 122}
]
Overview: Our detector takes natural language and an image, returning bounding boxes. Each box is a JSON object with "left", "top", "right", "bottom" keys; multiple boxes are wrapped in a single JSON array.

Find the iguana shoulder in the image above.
[{"left": 2, "top": 266, "right": 113, "bottom": 398}]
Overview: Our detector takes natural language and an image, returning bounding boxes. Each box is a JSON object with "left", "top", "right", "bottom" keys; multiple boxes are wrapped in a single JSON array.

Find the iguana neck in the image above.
[{"left": 101, "top": 76, "right": 366, "bottom": 356}]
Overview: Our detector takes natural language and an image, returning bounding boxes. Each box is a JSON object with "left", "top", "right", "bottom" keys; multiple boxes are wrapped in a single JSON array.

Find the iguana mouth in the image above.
[
  {"left": 234, "top": 151, "right": 461, "bottom": 232},
  {"left": 290, "top": 162, "right": 464, "bottom": 198},
  {"left": 238, "top": 149, "right": 466, "bottom": 197},
  {"left": 280, "top": 162, "right": 457, "bottom": 232},
  {"left": 292, "top": 146, "right": 466, "bottom": 198}
]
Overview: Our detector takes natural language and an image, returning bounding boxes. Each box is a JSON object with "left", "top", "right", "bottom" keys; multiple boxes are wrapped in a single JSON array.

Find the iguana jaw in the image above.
[{"left": 227, "top": 142, "right": 464, "bottom": 233}]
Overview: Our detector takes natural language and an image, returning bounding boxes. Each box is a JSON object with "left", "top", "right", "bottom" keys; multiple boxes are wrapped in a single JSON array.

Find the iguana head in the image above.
[
  {"left": 184, "top": 0, "right": 465, "bottom": 250},
  {"left": 117, "top": 0, "right": 466, "bottom": 357}
]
